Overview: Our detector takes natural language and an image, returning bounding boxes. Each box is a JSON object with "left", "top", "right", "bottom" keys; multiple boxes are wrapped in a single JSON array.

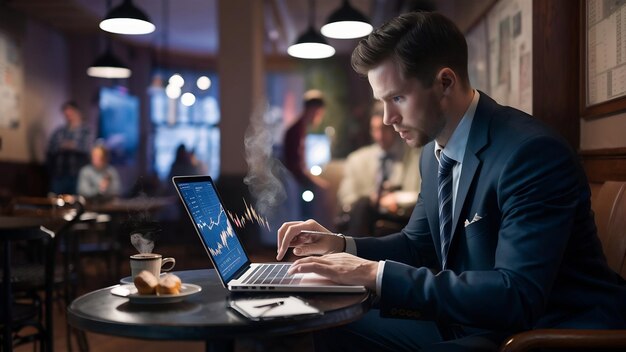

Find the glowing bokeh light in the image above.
[
  {"left": 310, "top": 165, "right": 322, "bottom": 176},
  {"left": 168, "top": 74, "right": 184, "bottom": 87},
  {"left": 181, "top": 92, "right": 196, "bottom": 106},
  {"left": 196, "top": 76, "right": 211, "bottom": 90},
  {"left": 165, "top": 84, "right": 181, "bottom": 99}
]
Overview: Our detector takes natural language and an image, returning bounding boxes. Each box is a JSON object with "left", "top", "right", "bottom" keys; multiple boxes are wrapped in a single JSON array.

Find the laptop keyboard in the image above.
[{"left": 243, "top": 263, "right": 302, "bottom": 285}]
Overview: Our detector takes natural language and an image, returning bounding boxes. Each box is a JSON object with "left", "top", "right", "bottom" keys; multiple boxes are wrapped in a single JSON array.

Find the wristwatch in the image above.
[{"left": 334, "top": 232, "right": 346, "bottom": 252}]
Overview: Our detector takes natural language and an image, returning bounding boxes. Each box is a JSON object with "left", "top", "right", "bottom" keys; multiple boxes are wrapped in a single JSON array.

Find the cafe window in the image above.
[
  {"left": 148, "top": 70, "right": 220, "bottom": 181},
  {"left": 99, "top": 86, "right": 140, "bottom": 165}
]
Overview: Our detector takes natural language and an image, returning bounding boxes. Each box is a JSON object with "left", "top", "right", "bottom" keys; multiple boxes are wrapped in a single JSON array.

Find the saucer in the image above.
[
  {"left": 111, "top": 283, "right": 202, "bottom": 304},
  {"left": 120, "top": 273, "right": 167, "bottom": 284}
]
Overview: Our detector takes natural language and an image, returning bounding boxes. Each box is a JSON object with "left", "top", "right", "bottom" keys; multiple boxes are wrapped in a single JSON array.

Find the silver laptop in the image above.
[{"left": 172, "top": 175, "right": 366, "bottom": 293}]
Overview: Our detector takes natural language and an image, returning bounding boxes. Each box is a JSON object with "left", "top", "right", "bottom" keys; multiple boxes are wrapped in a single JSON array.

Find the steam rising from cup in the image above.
[
  {"left": 130, "top": 232, "right": 155, "bottom": 253},
  {"left": 128, "top": 222, "right": 161, "bottom": 254}
]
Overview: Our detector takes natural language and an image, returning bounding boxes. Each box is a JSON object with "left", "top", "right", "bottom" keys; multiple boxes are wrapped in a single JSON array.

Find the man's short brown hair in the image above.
[{"left": 351, "top": 12, "right": 469, "bottom": 87}]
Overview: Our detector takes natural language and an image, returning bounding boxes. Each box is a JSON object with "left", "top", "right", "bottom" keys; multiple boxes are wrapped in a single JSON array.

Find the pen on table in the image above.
[{"left": 253, "top": 300, "right": 285, "bottom": 309}]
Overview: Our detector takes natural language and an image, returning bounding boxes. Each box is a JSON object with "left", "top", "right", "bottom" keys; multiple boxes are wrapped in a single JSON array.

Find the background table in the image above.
[
  {"left": 84, "top": 196, "right": 176, "bottom": 214},
  {"left": 67, "top": 269, "right": 371, "bottom": 351}
]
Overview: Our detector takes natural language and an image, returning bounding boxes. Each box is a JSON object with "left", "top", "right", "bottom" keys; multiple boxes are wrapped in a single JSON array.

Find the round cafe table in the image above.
[{"left": 67, "top": 269, "right": 371, "bottom": 351}]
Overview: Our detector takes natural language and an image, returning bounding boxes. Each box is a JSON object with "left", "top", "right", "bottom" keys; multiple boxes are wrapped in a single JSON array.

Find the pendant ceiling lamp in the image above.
[
  {"left": 288, "top": 0, "right": 335, "bottom": 59},
  {"left": 100, "top": 0, "right": 156, "bottom": 35},
  {"left": 321, "top": 0, "right": 372, "bottom": 39},
  {"left": 87, "top": 44, "right": 132, "bottom": 79}
]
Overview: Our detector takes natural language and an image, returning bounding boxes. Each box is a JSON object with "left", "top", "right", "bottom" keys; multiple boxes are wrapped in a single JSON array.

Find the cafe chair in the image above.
[
  {"left": 2, "top": 232, "right": 53, "bottom": 351},
  {"left": 3, "top": 194, "right": 85, "bottom": 351},
  {"left": 67, "top": 210, "right": 117, "bottom": 285},
  {"left": 500, "top": 181, "right": 626, "bottom": 351},
  {"left": 9, "top": 195, "right": 86, "bottom": 297}
]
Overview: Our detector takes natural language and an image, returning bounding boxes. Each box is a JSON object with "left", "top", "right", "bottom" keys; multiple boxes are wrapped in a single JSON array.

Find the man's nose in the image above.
[{"left": 383, "top": 107, "right": 399, "bottom": 126}]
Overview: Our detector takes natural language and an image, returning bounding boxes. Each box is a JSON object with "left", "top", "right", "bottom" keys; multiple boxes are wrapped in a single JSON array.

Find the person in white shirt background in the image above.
[{"left": 337, "top": 102, "right": 421, "bottom": 236}]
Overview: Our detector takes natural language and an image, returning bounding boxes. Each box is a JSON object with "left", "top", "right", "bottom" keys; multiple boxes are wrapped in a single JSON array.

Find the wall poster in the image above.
[
  {"left": 0, "top": 28, "right": 22, "bottom": 129},
  {"left": 486, "top": 0, "right": 533, "bottom": 115}
]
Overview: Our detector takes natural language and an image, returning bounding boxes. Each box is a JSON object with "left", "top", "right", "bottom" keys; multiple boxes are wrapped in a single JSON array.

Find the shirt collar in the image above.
[{"left": 434, "top": 90, "right": 480, "bottom": 164}]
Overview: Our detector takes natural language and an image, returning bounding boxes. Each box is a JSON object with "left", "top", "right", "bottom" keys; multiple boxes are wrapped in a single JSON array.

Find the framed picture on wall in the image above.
[{"left": 582, "top": 0, "right": 626, "bottom": 119}]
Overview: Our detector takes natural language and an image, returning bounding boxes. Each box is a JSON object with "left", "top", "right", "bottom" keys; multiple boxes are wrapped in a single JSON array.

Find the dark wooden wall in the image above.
[
  {"left": 581, "top": 148, "right": 626, "bottom": 183},
  {"left": 0, "top": 161, "right": 48, "bottom": 199},
  {"left": 532, "top": 0, "right": 580, "bottom": 149}
]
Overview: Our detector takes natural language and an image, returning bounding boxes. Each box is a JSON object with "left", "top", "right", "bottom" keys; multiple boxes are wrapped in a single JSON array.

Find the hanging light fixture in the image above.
[
  {"left": 288, "top": 0, "right": 335, "bottom": 59},
  {"left": 87, "top": 42, "right": 131, "bottom": 79},
  {"left": 100, "top": 0, "right": 156, "bottom": 35},
  {"left": 321, "top": 0, "right": 372, "bottom": 39}
]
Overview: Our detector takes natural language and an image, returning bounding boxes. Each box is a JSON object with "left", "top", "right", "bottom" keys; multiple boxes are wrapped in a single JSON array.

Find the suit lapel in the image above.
[
  {"left": 452, "top": 153, "right": 479, "bottom": 235},
  {"left": 421, "top": 142, "right": 443, "bottom": 263},
  {"left": 448, "top": 93, "right": 494, "bottom": 257}
]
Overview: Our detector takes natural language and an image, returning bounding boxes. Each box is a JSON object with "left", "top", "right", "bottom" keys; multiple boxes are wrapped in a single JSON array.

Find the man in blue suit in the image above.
[{"left": 276, "top": 11, "right": 626, "bottom": 351}]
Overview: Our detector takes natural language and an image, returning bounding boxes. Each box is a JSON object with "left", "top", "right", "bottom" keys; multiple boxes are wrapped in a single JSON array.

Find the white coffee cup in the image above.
[{"left": 130, "top": 253, "right": 175, "bottom": 278}]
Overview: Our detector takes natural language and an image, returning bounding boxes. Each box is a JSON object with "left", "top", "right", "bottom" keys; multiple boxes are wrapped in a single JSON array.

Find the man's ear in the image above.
[{"left": 436, "top": 67, "right": 457, "bottom": 95}]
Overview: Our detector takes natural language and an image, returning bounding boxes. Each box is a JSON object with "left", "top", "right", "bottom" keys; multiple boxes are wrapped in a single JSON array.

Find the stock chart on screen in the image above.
[{"left": 178, "top": 181, "right": 247, "bottom": 281}]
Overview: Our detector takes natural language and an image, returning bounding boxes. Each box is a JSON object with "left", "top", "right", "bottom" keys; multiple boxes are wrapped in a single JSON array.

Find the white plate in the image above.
[
  {"left": 110, "top": 283, "right": 202, "bottom": 304},
  {"left": 120, "top": 273, "right": 167, "bottom": 285}
]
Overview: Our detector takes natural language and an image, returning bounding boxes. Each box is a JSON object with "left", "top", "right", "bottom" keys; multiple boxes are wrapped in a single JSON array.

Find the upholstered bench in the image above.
[{"left": 500, "top": 181, "right": 626, "bottom": 351}]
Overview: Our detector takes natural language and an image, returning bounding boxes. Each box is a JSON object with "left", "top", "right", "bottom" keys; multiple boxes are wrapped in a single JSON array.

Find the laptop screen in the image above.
[{"left": 174, "top": 177, "right": 249, "bottom": 283}]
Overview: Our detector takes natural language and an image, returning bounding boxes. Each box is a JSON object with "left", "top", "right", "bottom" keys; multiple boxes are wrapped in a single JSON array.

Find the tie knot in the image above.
[{"left": 438, "top": 152, "right": 455, "bottom": 176}]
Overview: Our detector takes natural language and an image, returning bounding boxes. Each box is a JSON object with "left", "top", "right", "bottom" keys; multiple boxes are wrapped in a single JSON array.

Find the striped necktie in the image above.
[{"left": 438, "top": 151, "right": 456, "bottom": 269}]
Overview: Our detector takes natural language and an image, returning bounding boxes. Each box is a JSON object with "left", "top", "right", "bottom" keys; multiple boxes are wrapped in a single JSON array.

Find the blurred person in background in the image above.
[
  {"left": 338, "top": 102, "right": 421, "bottom": 236},
  {"left": 46, "top": 101, "right": 93, "bottom": 194},
  {"left": 77, "top": 145, "right": 121, "bottom": 199},
  {"left": 168, "top": 144, "right": 202, "bottom": 180},
  {"left": 282, "top": 90, "right": 331, "bottom": 225},
  {"left": 283, "top": 89, "right": 328, "bottom": 188}
]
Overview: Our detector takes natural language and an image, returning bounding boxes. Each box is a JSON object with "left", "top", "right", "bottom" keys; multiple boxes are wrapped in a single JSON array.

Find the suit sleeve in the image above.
[{"left": 378, "top": 136, "right": 582, "bottom": 330}]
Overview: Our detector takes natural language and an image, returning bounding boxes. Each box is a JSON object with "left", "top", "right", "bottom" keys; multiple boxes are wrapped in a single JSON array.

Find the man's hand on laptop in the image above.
[
  {"left": 276, "top": 220, "right": 345, "bottom": 261},
  {"left": 287, "top": 253, "right": 378, "bottom": 290}
]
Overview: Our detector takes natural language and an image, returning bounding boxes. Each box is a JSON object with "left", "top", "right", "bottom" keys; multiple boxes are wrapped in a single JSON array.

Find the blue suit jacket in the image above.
[{"left": 355, "top": 93, "right": 626, "bottom": 331}]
